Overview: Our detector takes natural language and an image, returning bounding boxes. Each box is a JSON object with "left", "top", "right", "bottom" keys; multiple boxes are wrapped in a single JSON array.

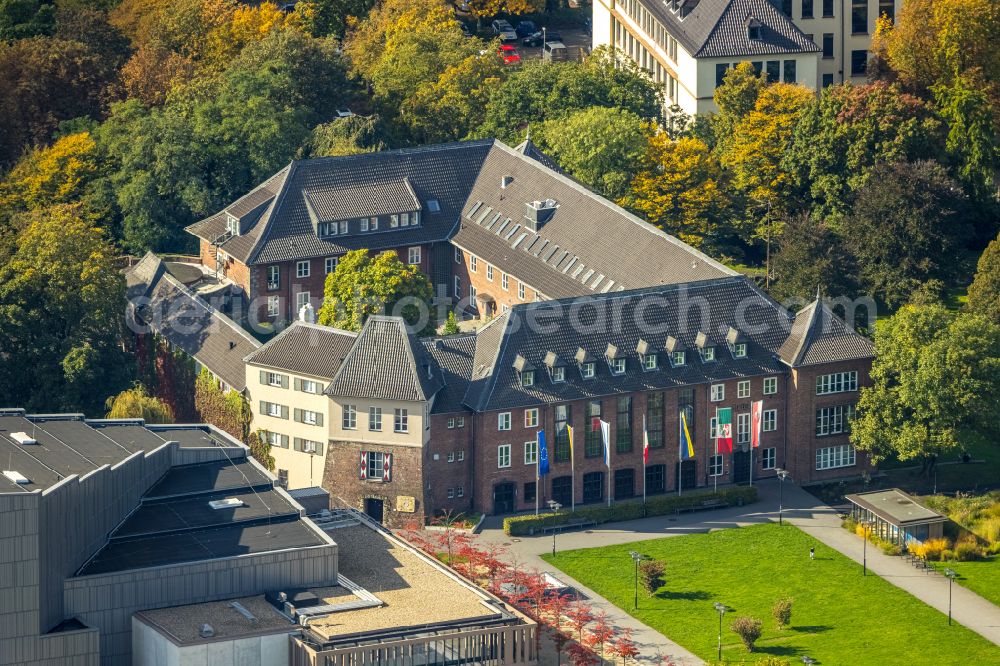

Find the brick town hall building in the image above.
[{"left": 128, "top": 138, "right": 875, "bottom": 527}]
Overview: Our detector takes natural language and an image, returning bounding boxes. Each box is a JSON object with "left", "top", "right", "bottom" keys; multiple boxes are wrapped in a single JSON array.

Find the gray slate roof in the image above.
[
  {"left": 777, "top": 299, "right": 875, "bottom": 367},
  {"left": 304, "top": 178, "right": 419, "bottom": 223},
  {"left": 325, "top": 316, "right": 444, "bottom": 402},
  {"left": 642, "top": 0, "right": 818, "bottom": 59},
  {"left": 244, "top": 321, "right": 357, "bottom": 380},
  {"left": 514, "top": 138, "right": 564, "bottom": 173},
  {"left": 424, "top": 335, "right": 478, "bottom": 414},
  {"left": 463, "top": 276, "right": 794, "bottom": 411},
  {"left": 125, "top": 253, "right": 260, "bottom": 391},
  {"left": 187, "top": 141, "right": 494, "bottom": 266},
  {"left": 452, "top": 142, "right": 735, "bottom": 299}
]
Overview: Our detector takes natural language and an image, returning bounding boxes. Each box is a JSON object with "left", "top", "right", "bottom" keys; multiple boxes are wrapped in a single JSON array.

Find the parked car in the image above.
[
  {"left": 542, "top": 40, "right": 568, "bottom": 62},
  {"left": 497, "top": 44, "right": 521, "bottom": 65},
  {"left": 491, "top": 19, "right": 518, "bottom": 42},
  {"left": 522, "top": 29, "right": 561, "bottom": 46},
  {"left": 335, "top": 109, "right": 354, "bottom": 118},
  {"left": 515, "top": 20, "right": 537, "bottom": 38}
]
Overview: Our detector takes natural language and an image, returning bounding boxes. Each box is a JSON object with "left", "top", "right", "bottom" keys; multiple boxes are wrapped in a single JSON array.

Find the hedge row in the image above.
[{"left": 503, "top": 486, "right": 758, "bottom": 536}]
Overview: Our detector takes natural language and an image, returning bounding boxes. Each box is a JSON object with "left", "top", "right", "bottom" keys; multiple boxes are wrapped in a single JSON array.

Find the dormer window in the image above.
[
  {"left": 361, "top": 217, "right": 379, "bottom": 232},
  {"left": 726, "top": 327, "right": 747, "bottom": 358},
  {"left": 390, "top": 214, "right": 399, "bottom": 228},
  {"left": 319, "top": 221, "right": 348, "bottom": 237},
  {"left": 552, "top": 366, "right": 565, "bottom": 382},
  {"left": 514, "top": 354, "right": 536, "bottom": 387},
  {"left": 225, "top": 214, "right": 239, "bottom": 236},
  {"left": 696, "top": 332, "right": 715, "bottom": 363},
  {"left": 611, "top": 358, "right": 626, "bottom": 374},
  {"left": 544, "top": 351, "right": 566, "bottom": 383},
  {"left": 671, "top": 350, "right": 686, "bottom": 367},
  {"left": 665, "top": 335, "right": 687, "bottom": 368},
  {"left": 636, "top": 339, "right": 656, "bottom": 371},
  {"left": 605, "top": 343, "right": 626, "bottom": 375},
  {"left": 581, "top": 362, "right": 595, "bottom": 379},
  {"left": 748, "top": 20, "right": 762, "bottom": 40},
  {"left": 643, "top": 354, "right": 658, "bottom": 371}
]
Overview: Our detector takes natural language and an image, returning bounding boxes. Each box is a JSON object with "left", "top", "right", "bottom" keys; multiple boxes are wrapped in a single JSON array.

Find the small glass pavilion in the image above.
[{"left": 845, "top": 488, "right": 947, "bottom": 546}]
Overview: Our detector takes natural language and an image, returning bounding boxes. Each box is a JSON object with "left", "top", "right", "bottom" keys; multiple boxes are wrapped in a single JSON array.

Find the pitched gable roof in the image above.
[
  {"left": 452, "top": 142, "right": 735, "bottom": 300},
  {"left": 640, "top": 0, "right": 818, "bottom": 59},
  {"left": 778, "top": 299, "right": 875, "bottom": 367},
  {"left": 187, "top": 141, "right": 494, "bottom": 266},
  {"left": 325, "top": 316, "right": 444, "bottom": 402},
  {"left": 244, "top": 321, "right": 357, "bottom": 380},
  {"left": 125, "top": 253, "right": 260, "bottom": 392},
  {"left": 424, "top": 335, "right": 477, "bottom": 414},
  {"left": 462, "top": 277, "right": 793, "bottom": 411}
]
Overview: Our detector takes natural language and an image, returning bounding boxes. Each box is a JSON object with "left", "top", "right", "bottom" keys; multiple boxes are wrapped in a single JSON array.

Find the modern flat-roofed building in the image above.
[
  {"left": 0, "top": 411, "right": 535, "bottom": 666},
  {"left": 593, "top": 0, "right": 902, "bottom": 115}
]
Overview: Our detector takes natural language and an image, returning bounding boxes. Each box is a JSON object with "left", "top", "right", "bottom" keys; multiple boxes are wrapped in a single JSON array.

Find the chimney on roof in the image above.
[
  {"left": 524, "top": 199, "right": 558, "bottom": 232},
  {"left": 299, "top": 302, "right": 316, "bottom": 324},
  {"left": 501, "top": 175, "right": 514, "bottom": 189},
  {"left": 229, "top": 341, "right": 236, "bottom": 350}
]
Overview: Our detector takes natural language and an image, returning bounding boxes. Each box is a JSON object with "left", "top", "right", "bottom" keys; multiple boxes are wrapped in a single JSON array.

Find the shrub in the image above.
[
  {"left": 772, "top": 597, "right": 793, "bottom": 628},
  {"left": 502, "top": 486, "right": 758, "bottom": 535},
  {"left": 878, "top": 540, "right": 902, "bottom": 556},
  {"left": 918, "top": 538, "right": 951, "bottom": 561},
  {"left": 980, "top": 517, "right": 1000, "bottom": 545},
  {"left": 731, "top": 615, "right": 763, "bottom": 652},
  {"left": 639, "top": 559, "right": 666, "bottom": 596},
  {"left": 942, "top": 549, "right": 955, "bottom": 561},
  {"left": 953, "top": 540, "right": 985, "bottom": 562},
  {"left": 842, "top": 516, "right": 858, "bottom": 533}
]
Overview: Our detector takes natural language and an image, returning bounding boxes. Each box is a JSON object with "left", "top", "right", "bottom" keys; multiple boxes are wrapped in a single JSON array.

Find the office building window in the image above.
[
  {"left": 296, "top": 260, "right": 310, "bottom": 278},
  {"left": 822, "top": 73, "right": 835, "bottom": 87},
  {"left": 498, "top": 412, "right": 511, "bottom": 431},
  {"left": 764, "top": 377, "right": 778, "bottom": 395},
  {"left": 555, "top": 404, "right": 571, "bottom": 462},
  {"left": 583, "top": 471, "right": 604, "bottom": 503},
  {"left": 524, "top": 408, "right": 538, "bottom": 428},
  {"left": 851, "top": 49, "right": 868, "bottom": 76},
  {"left": 816, "top": 404, "right": 856, "bottom": 436},
  {"left": 766, "top": 60, "right": 780, "bottom": 83},
  {"left": 822, "top": 33, "right": 834, "bottom": 58},
  {"left": 852, "top": 0, "right": 868, "bottom": 33},
  {"left": 369, "top": 406, "right": 382, "bottom": 431},
  {"left": 816, "top": 371, "right": 859, "bottom": 395},
  {"left": 783, "top": 59, "right": 796, "bottom": 83},
  {"left": 737, "top": 412, "right": 751, "bottom": 444},
  {"left": 408, "top": 247, "right": 421, "bottom": 265},
  {"left": 816, "top": 444, "right": 856, "bottom": 470},
  {"left": 616, "top": 396, "right": 632, "bottom": 453},
  {"left": 585, "top": 401, "right": 602, "bottom": 458},
  {"left": 823, "top": 0, "right": 834, "bottom": 16},
  {"left": 646, "top": 392, "right": 664, "bottom": 448},
  {"left": 498, "top": 444, "right": 511, "bottom": 468},
  {"left": 342, "top": 405, "right": 356, "bottom": 430},
  {"left": 737, "top": 380, "right": 750, "bottom": 399},
  {"left": 524, "top": 440, "right": 537, "bottom": 465},
  {"left": 709, "top": 454, "right": 724, "bottom": 476},
  {"left": 645, "top": 464, "right": 666, "bottom": 495},
  {"left": 394, "top": 408, "right": 409, "bottom": 433},
  {"left": 763, "top": 409, "right": 778, "bottom": 432},
  {"left": 878, "top": 0, "right": 894, "bottom": 22},
  {"left": 802, "top": 0, "right": 814, "bottom": 18},
  {"left": 762, "top": 447, "right": 776, "bottom": 469}
]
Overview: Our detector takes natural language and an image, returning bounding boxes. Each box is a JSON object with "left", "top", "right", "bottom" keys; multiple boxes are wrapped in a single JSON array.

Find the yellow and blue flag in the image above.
[{"left": 680, "top": 411, "right": 695, "bottom": 460}]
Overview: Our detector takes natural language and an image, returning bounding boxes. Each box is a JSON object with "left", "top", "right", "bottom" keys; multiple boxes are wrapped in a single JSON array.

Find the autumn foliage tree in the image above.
[{"left": 105, "top": 383, "right": 175, "bottom": 423}]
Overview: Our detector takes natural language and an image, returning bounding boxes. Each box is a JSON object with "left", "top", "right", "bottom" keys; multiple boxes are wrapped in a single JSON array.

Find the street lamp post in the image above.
[
  {"left": 775, "top": 468, "right": 789, "bottom": 525},
  {"left": 862, "top": 520, "right": 871, "bottom": 576},
  {"left": 713, "top": 602, "right": 727, "bottom": 661},
  {"left": 547, "top": 500, "right": 561, "bottom": 555},
  {"left": 944, "top": 568, "right": 957, "bottom": 625},
  {"left": 801, "top": 657, "right": 816, "bottom": 665},
  {"left": 629, "top": 551, "right": 644, "bottom": 609}
]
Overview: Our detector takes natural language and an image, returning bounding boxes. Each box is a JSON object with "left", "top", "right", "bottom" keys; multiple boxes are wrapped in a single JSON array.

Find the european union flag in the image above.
[{"left": 537, "top": 430, "right": 549, "bottom": 477}]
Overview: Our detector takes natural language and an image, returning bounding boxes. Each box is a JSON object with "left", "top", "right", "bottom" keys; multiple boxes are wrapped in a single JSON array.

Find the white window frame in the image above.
[
  {"left": 369, "top": 406, "right": 382, "bottom": 431},
  {"left": 763, "top": 409, "right": 777, "bottom": 432},
  {"left": 325, "top": 257, "right": 338, "bottom": 274},
  {"left": 737, "top": 412, "right": 751, "bottom": 444},
  {"left": 816, "top": 444, "right": 857, "bottom": 470},
  {"left": 300, "top": 379, "right": 319, "bottom": 394},
  {"left": 457, "top": 450, "right": 464, "bottom": 461},
  {"left": 816, "top": 371, "right": 859, "bottom": 395},
  {"left": 502, "top": 273, "right": 509, "bottom": 290},
  {"left": 498, "top": 443, "right": 511, "bottom": 468},
  {"left": 267, "top": 296, "right": 280, "bottom": 318},
  {"left": 456, "top": 486, "right": 464, "bottom": 497},
  {"left": 343, "top": 405, "right": 357, "bottom": 430},
  {"left": 296, "top": 260, "right": 310, "bottom": 278},
  {"left": 366, "top": 451, "right": 387, "bottom": 480},
  {"left": 521, "top": 370, "right": 535, "bottom": 387},
  {"left": 732, "top": 342, "right": 747, "bottom": 358},
  {"left": 737, "top": 380, "right": 750, "bottom": 399},
  {"left": 643, "top": 354, "right": 657, "bottom": 371},
  {"left": 524, "top": 408, "right": 539, "bottom": 428},
  {"left": 470, "top": 256, "right": 478, "bottom": 273},
  {"left": 763, "top": 376, "right": 778, "bottom": 395},
  {"left": 394, "top": 408, "right": 409, "bottom": 433},
  {"left": 581, "top": 362, "right": 596, "bottom": 379},
  {"left": 498, "top": 412, "right": 512, "bottom": 431},
  {"left": 296, "top": 291, "right": 310, "bottom": 310},
  {"left": 762, "top": 447, "right": 776, "bottom": 469},
  {"left": 340, "top": 220, "right": 348, "bottom": 235},
  {"left": 518, "top": 282, "right": 525, "bottom": 299},
  {"left": 408, "top": 246, "right": 421, "bottom": 265},
  {"left": 487, "top": 264, "right": 494, "bottom": 282},
  {"left": 266, "top": 402, "right": 283, "bottom": 418},
  {"left": 709, "top": 454, "right": 724, "bottom": 476},
  {"left": 524, "top": 440, "right": 537, "bottom": 465},
  {"left": 710, "top": 384, "right": 725, "bottom": 402},
  {"left": 610, "top": 358, "right": 626, "bottom": 375},
  {"left": 671, "top": 350, "right": 686, "bottom": 367},
  {"left": 266, "top": 372, "right": 284, "bottom": 388},
  {"left": 455, "top": 246, "right": 463, "bottom": 263},
  {"left": 303, "top": 410, "right": 319, "bottom": 426},
  {"left": 267, "top": 265, "right": 280, "bottom": 290},
  {"left": 454, "top": 276, "right": 461, "bottom": 298},
  {"left": 551, "top": 366, "right": 566, "bottom": 382}
]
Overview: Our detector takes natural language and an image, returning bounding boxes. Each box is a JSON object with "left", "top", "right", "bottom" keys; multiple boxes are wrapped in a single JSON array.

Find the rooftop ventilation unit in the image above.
[
  {"left": 3, "top": 470, "right": 29, "bottom": 485},
  {"left": 199, "top": 624, "right": 215, "bottom": 638},
  {"left": 10, "top": 432, "right": 36, "bottom": 445},
  {"left": 501, "top": 175, "right": 514, "bottom": 188},
  {"left": 209, "top": 497, "right": 244, "bottom": 510},
  {"left": 523, "top": 199, "right": 558, "bottom": 232}
]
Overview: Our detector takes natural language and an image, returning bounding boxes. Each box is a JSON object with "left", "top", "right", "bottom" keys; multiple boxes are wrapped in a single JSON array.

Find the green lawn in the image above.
[
  {"left": 542, "top": 524, "right": 998, "bottom": 665},
  {"left": 931, "top": 556, "right": 1000, "bottom": 609}
]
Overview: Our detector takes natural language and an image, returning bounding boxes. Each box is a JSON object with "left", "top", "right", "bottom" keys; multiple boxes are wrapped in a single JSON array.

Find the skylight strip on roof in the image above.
[
  {"left": 581, "top": 269, "right": 595, "bottom": 283},
  {"left": 476, "top": 206, "right": 494, "bottom": 224},
  {"left": 511, "top": 232, "right": 528, "bottom": 249},
  {"left": 562, "top": 257, "right": 578, "bottom": 273},
  {"left": 572, "top": 264, "right": 586, "bottom": 278},
  {"left": 533, "top": 240, "right": 549, "bottom": 257},
  {"left": 542, "top": 245, "right": 559, "bottom": 262},
  {"left": 466, "top": 201, "right": 482, "bottom": 219},
  {"left": 554, "top": 250, "right": 568, "bottom": 266},
  {"left": 485, "top": 212, "right": 502, "bottom": 229},
  {"left": 601, "top": 280, "right": 615, "bottom": 293},
  {"left": 591, "top": 273, "right": 605, "bottom": 289},
  {"left": 504, "top": 224, "right": 521, "bottom": 240},
  {"left": 495, "top": 219, "right": 510, "bottom": 236}
]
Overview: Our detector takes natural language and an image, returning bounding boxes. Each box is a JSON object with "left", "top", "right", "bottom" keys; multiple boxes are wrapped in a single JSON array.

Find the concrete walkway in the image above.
[{"left": 476, "top": 479, "right": 1000, "bottom": 663}]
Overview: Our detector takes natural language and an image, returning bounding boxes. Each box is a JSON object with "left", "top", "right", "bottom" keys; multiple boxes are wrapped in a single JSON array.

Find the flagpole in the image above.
[
  {"left": 603, "top": 420, "right": 611, "bottom": 508},
  {"left": 569, "top": 425, "right": 575, "bottom": 514},
  {"left": 535, "top": 432, "right": 540, "bottom": 515},
  {"left": 642, "top": 413, "right": 648, "bottom": 505},
  {"left": 677, "top": 411, "right": 682, "bottom": 497},
  {"left": 713, "top": 407, "right": 718, "bottom": 493}
]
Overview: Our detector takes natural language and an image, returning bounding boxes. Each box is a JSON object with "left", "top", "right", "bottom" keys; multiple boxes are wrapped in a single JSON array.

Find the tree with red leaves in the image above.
[
  {"left": 430, "top": 510, "right": 471, "bottom": 566},
  {"left": 567, "top": 641, "right": 601, "bottom": 666},
  {"left": 565, "top": 600, "right": 595, "bottom": 643},
  {"left": 585, "top": 610, "right": 616, "bottom": 664},
  {"left": 609, "top": 628, "right": 639, "bottom": 666}
]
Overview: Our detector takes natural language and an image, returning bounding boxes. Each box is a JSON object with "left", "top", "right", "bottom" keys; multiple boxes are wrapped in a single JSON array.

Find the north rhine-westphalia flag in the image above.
[{"left": 716, "top": 407, "right": 733, "bottom": 454}]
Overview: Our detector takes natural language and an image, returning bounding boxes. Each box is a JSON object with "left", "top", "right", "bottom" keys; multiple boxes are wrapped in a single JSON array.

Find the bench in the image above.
[
  {"left": 675, "top": 498, "right": 730, "bottom": 515},
  {"left": 541, "top": 519, "right": 598, "bottom": 535}
]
